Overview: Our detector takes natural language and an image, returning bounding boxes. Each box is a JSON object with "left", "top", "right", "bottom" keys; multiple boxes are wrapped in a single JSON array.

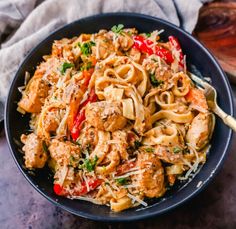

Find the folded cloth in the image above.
[{"left": 0, "top": 0, "right": 210, "bottom": 103}]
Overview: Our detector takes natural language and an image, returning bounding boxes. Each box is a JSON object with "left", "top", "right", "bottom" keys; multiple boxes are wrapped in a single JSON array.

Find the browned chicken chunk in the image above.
[
  {"left": 18, "top": 75, "right": 49, "bottom": 113},
  {"left": 186, "top": 113, "right": 214, "bottom": 150},
  {"left": 85, "top": 101, "right": 127, "bottom": 132},
  {"left": 134, "top": 150, "right": 165, "bottom": 198},
  {"left": 48, "top": 139, "right": 81, "bottom": 166},
  {"left": 21, "top": 133, "right": 48, "bottom": 169},
  {"left": 155, "top": 145, "right": 184, "bottom": 164}
]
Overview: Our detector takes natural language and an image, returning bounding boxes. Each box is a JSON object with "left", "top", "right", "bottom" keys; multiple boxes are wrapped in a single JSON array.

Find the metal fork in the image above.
[{"left": 189, "top": 72, "right": 236, "bottom": 132}]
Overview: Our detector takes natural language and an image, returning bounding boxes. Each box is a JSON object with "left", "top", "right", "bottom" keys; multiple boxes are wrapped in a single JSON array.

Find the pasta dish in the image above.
[{"left": 17, "top": 25, "right": 215, "bottom": 212}]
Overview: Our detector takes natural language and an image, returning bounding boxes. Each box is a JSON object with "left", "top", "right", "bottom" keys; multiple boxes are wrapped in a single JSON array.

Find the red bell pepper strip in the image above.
[
  {"left": 71, "top": 109, "right": 86, "bottom": 141},
  {"left": 133, "top": 35, "right": 174, "bottom": 64},
  {"left": 133, "top": 35, "right": 153, "bottom": 55},
  {"left": 53, "top": 179, "right": 102, "bottom": 196},
  {"left": 71, "top": 88, "right": 97, "bottom": 141},
  {"left": 53, "top": 184, "right": 63, "bottom": 195},
  {"left": 75, "top": 179, "right": 103, "bottom": 196},
  {"left": 168, "top": 36, "right": 184, "bottom": 69},
  {"left": 82, "top": 68, "right": 94, "bottom": 87}
]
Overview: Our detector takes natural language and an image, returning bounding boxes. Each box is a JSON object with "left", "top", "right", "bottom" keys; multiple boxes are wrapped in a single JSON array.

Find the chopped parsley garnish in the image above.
[
  {"left": 150, "top": 73, "right": 164, "bottom": 87},
  {"left": 78, "top": 41, "right": 95, "bottom": 56},
  {"left": 42, "top": 141, "right": 49, "bottom": 154},
  {"left": 134, "top": 140, "right": 142, "bottom": 150},
  {"left": 81, "top": 155, "right": 98, "bottom": 172},
  {"left": 69, "top": 155, "right": 76, "bottom": 166},
  {"left": 116, "top": 177, "right": 129, "bottom": 185},
  {"left": 173, "top": 146, "right": 182, "bottom": 154},
  {"left": 60, "top": 62, "right": 74, "bottom": 74},
  {"left": 111, "top": 24, "right": 124, "bottom": 34},
  {"left": 145, "top": 148, "right": 154, "bottom": 153},
  {"left": 80, "top": 61, "right": 92, "bottom": 71},
  {"left": 145, "top": 33, "right": 151, "bottom": 37}
]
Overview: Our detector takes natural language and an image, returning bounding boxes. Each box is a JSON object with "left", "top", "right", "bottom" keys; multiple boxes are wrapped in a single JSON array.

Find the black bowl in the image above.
[{"left": 5, "top": 13, "right": 234, "bottom": 222}]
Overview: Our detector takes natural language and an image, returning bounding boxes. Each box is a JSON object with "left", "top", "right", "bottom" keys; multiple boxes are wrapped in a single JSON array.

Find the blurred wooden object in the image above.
[{"left": 194, "top": 0, "right": 236, "bottom": 83}]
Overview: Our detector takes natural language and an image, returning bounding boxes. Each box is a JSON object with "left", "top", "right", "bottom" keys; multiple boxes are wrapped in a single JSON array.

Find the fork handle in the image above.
[
  {"left": 214, "top": 106, "right": 236, "bottom": 132},
  {"left": 223, "top": 115, "right": 236, "bottom": 132}
]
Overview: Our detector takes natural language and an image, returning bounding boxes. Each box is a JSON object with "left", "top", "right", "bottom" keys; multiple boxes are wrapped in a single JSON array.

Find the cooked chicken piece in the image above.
[
  {"left": 48, "top": 139, "right": 80, "bottom": 166},
  {"left": 96, "top": 144, "right": 120, "bottom": 175},
  {"left": 52, "top": 38, "right": 72, "bottom": 58},
  {"left": 142, "top": 54, "right": 172, "bottom": 82},
  {"left": 85, "top": 101, "right": 127, "bottom": 132},
  {"left": 94, "top": 36, "right": 115, "bottom": 60},
  {"left": 21, "top": 133, "right": 48, "bottom": 169},
  {"left": 154, "top": 145, "right": 184, "bottom": 164},
  {"left": 18, "top": 75, "right": 49, "bottom": 113},
  {"left": 112, "top": 130, "right": 128, "bottom": 160},
  {"left": 43, "top": 108, "right": 61, "bottom": 133},
  {"left": 186, "top": 113, "right": 214, "bottom": 150},
  {"left": 114, "top": 33, "right": 134, "bottom": 51},
  {"left": 134, "top": 150, "right": 165, "bottom": 198},
  {"left": 78, "top": 124, "right": 99, "bottom": 148}
]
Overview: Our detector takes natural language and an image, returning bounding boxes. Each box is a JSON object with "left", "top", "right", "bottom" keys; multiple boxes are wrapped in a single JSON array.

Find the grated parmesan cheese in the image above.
[
  {"left": 114, "top": 169, "right": 144, "bottom": 179},
  {"left": 127, "top": 193, "right": 148, "bottom": 207},
  {"left": 82, "top": 173, "right": 90, "bottom": 193}
]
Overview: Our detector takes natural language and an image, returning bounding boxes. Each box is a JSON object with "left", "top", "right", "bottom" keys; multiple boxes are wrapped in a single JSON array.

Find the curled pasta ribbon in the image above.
[
  {"left": 144, "top": 88, "right": 160, "bottom": 114},
  {"left": 96, "top": 146, "right": 120, "bottom": 175},
  {"left": 37, "top": 102, "right": 65, "bottom": 139},
  {"left": 104, "top": 85, "right": 124, "bottom": 101},
  {"left": 151, "top": 110, "right": 194, "bottom": 124},
  {"left": 110, "top": 196, "right": 132, "bottom": 212},
  {"left": 155, "top": 91, "right": 178, "bottom": 110},
  {"left": 144, "top": 88, "right": 162, "bottom": 107},
  {"left": 89, "top": 131, "right": 110, "bottom": 164},
  {"left": 131, "top": 61, "right": 148, "bottom": 97},
  {"left": 143, "top": 124, "right": 179, "bottom": 146},
  {"left": 115, "top": 64, "right": 136, "bottom": 83},
  {"left": 94, "top": 77, "right": 127, "bottom": 100},
  {"left": 98, "top": 55, "right": 128, "bottom": 68},
  {"left": 119, "top": 85, "right": 146, "bottom": 134},
  {"left": 171, "top": 72, "right": 191, "bottom": 96}
]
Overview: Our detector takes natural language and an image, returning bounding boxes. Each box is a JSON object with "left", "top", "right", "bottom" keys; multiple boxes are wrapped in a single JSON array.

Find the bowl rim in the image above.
[{"left": 4, "top": 12, "right": 234, "bottom": 222}]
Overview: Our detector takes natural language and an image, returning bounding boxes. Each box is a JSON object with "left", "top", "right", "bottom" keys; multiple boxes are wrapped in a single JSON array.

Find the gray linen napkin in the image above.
[{"left": 0, "top": 0, "right": 210, "bottom": 103}]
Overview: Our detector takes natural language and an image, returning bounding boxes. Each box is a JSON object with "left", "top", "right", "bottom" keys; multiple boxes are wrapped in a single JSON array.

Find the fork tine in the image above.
[{"left": 188, "top": 72, "right": 210, "bottom": 89}]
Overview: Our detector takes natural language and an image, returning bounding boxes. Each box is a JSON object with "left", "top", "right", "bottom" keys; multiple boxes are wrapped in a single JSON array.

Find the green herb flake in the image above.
[
  {"left": 42, "top": 141, "right": 49, "bottom": 154},
  {"left": 145, "top": 148, "right": 154, "bottom": 153},
  {"left": 78, "top": 41, "right": 95, "bottom": 56},
  {"left": 116, "top": 177, "right": 128, "bottom": 185},
  {"left": 83, "top": 155, "right": 99, "bottom": 172},
  {"left": 150, "top": 73, "right": 164, "bottom": 87},
  {"left": 134, "top": 140, "right": 142, "bottom": 150},
  {"left": 60, "top": 62, "right": 74, "bottom": 74},
  {"left": 69, "top": 155, "right": 76, "bottom": 166},
  {"left": 80, "top": 61, "right": 92, "bottom": 71},
  {"left": 145, "top": 33, "right": 151, "bottom": 37},
  {"left": 173, "top": 146, "right": 182, "bottom": 154},
  {"left": 111, "top": 24, "right": 124, "bottom": 34}
]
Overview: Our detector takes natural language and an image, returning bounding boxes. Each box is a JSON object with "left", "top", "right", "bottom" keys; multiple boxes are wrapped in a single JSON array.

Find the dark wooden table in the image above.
[{"left": 1, "top": 1, "right": 236, "bottom": 228}]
